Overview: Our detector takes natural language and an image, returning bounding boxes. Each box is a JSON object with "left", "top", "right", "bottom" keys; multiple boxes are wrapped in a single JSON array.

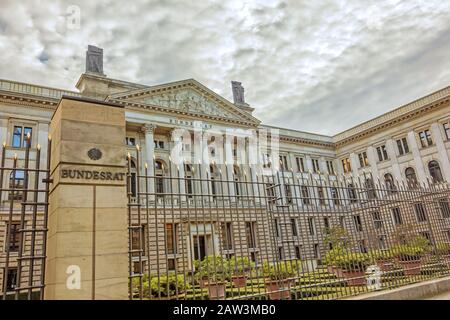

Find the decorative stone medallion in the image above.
[{"left": 87, "top": 148, "right": 102, "bottom": 161}]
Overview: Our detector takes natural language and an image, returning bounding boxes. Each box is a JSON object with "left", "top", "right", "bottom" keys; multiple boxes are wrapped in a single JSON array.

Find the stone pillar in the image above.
[
  {"left": 0, "top": 118, "right": 8, "bottom": 203},
  {"left": 143, "top": 124, "right": 156, "bottom": 201},
  {"left": 349, "top": 152, "right": 360, "bottom": 178},
  {"left": 366, "top": 146, "right": 380, "bottom": 180},
  {"left": 431, "top": 123, "right": 450, "bottom": 182},
  {"left": 45, "top": 97, "right": 128, "bottom": 300},
  {"left": 407, "top": 131, "right": 427, "bottom": 183},
  {"left": 37, "top": 122, "right": 49, "bottom": 203},
  {"left": 224, "top": 133, "right": 235, "bottom": 198}
]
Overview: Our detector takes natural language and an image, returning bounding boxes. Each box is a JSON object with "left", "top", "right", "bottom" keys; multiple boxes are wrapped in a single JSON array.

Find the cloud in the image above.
[{"left": 0, "top": 0, "right": 449, "bottom": 135}]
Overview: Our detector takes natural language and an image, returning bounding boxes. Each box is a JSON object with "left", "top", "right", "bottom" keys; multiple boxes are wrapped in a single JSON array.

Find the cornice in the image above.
[
  {"left": 334, "top": 97, "right": 450, "bottom": 148},
  {"left": 0, "top": 90, "right": 58, "bottom": 110}
]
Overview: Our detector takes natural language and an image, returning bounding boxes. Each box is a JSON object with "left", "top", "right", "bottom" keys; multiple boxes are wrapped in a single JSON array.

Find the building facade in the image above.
[{"left": 1, "top": 46, "right": 450, "bottom": 299}]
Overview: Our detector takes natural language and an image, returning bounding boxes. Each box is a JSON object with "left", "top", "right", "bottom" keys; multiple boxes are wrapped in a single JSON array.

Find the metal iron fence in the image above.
[
  {"left": 127, "top": 150, "right": 450, "bottom": 300},
  {"left": 0, "top": 135, "right": 52, "bottom": 300}
]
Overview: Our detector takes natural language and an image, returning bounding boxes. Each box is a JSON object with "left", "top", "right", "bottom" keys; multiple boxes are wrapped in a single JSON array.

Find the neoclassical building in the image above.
[{"left": 1, "top": 46, "right": 450, "bottom": 297}]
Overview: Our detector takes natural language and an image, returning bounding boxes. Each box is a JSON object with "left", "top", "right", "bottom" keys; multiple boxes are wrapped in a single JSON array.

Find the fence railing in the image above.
[{"left": 127, "top": 152, "right": 450, "bottom": 300}]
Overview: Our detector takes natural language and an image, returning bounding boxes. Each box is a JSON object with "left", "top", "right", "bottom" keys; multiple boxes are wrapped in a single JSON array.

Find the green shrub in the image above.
[
  {"left": 324, "top": 246, "right": 371, "bottom": 271},
  {"left": 194, "top": 255, "right": 230, "bottom": 282},
  {"left": 229, "top": 256, "right": 255, "bottom": 276},
  {"left": 263, "top": 260, "right": 301, "bottom": 281},
  {"left": 392, "top": 235, "right": 431, "bottom": 261},
  {"left": 435, "top": 243, "right": 450, "bottom": 255},
  {"left": 370, "top": 249, "right": 395, "bottom": 261},
  {"left": 149, "top": 274, "right": 189, "bottom": 297}
]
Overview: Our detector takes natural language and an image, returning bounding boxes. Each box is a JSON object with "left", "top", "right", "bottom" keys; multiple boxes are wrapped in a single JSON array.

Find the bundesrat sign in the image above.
[{"left": 61, "top": 169, "right": 126, "bottom": 181}]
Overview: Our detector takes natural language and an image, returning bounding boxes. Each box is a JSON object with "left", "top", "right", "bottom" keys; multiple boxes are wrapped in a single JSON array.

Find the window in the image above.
[
  {"left": 262, "top": 153, "right": 272, "bottom": 168},
  {"left": 274, "top": 219, "right": 280, "bottom": 238},
  {"left": 165, "top": 223, "right": 178, "bottom": 254},
  {"left": 418, "top": 130, "right": 433, "bottom": 148},
  {"left": 376, "top": 145, "right": 389, "bottom": 162},
  {"left": 438, "top": 198, "right": 450, "bottom": 218},
  {"left": 266, "top": 183, "right": 276, "bottom": 204},
  {"left": 444, "top": 123, "right": 450, "bottom": 140},
  {"left": 6, "top": 222, "right": 20, "bottom": 252},
  {"left": 358, "top": 152, "right": 369, "bottom": 168},
  {"left": 125, "top": 137, "right": 136, "bottom": 146},
  {"left": 245, "top": 222, "right": 257, "bottom": 249},
  {"left": 131, "top": 224, "right": 146, "bottom": 256},
  {"left": 296, "top": 157, "right": 305, "bottom": 172},
  {"left": 330, "top": 187, "right": 340, "bottom": 205},
  {"left": 295, "top": 246, "right": 302, "bottom": 259},
  {"left": 347, "top": 184, "right": 357, "bottom": 203},
  {"left": 313, "top": 243, "right": 320, "bottom": 259},
  {"left": 353, "top": 215, "right": 363, "bottom": 232},
  {"left": 312, "top": 159, "right": 320, "bottom": 173},
  {"left": 12, "top": 125, "right": 32, "bottom": 148},
  {"left": 279, "top": 155, "right": 288, "bottom": 170},
  {"left": 317, "top": 187, "right": 326, "bottom": 205},
  {"left": 185, "top": 164, "right": 193, "bottom": 198},
  {"left": 233, "top": 165, "right": 241, "bottom": 196},
  {"left": 323, "top": 217, "right": 330, "bottom": 233},
  {"left": 384, "top": 173, "right": 396, "bottom": 193},
  {"left": 365, "top": 178, "right": 377, "bottom": 199},
  {"left": 285, "top": 184, "right": 292, "bottom": 204},
  {"left": 291, "top": 219, "right": 298, "bottom": 237},
  {"left": 301, "top": 186, "right": 310, "bottom": 205},
  {"left": 378, "top": 235, "right": 387, "bottom": 250},
  {"left": 167, "top": 259, "right": 176, "bottom": 271},
  {"left": 133, "top": 261, "right": 146, "bottom": 274},
  {"left": 154, "top": 140, "right": 165, "bottom": 149},
  {"left": 155, "top": 160, "right": 165, "bottom": 196},
  {"left": 221, "top": 222, "right": 233, "bottom": 250},
  {"left": 396, "top": 137, "right": 409, "bottom": 155},
  {"left": 278, "top": 247, "right": 284, "bottom": 260},
  {"left": 420, "top": 232, "right": 432, "bottom": 244},
  {"left": 9, "top": 170, "right": 25, "bottom": 201},
  {"left": 391, "top": 207, "right": 402, "bottom": 225},
  {"left": 414, "top": 203, "right": 427, "bottom": 222},
  {"left": 326, "top": 160, "right": 335, "bottom": 175},
  {"left": 428, "top": 160, "right": 443, "bottom": 183},
  {"left": 4, "top": 268, "right": 17, "bottom": 292},
  {"left": 341, "top": 158, "right": 351, "bottom": 173},
  {"left": 405, "top": 167, "right": 418, "bottom": 187},
  {"left": 372, "top": 211, "right": 382, "bottom": 230},
  {"left": 308, "top": 217, "right": 316, "bottom": 236},
  {"left": 339, "top": 216, "right": 345, "bottom": 227}
]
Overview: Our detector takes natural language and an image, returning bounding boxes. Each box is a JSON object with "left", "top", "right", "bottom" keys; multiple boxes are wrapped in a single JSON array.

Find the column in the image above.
[
  {"left": 224, "top": 133, "right": 235, "bottom": 198},
  {"left": 431, "top": 123, "right": 450, "bottom": 182},
  {"left": 170, "top": 129, "right": 186, "bottom": 201},
  {"left": 386, "top": 139, "right": 402, "bottom": 181},
  {"left": 201, "top": 132, "right": 210, "bottom": 200},
  {"left": 407, "top": 131, "right": 427, "bottom": 183},
  {"left": 366, "top": 146, "right": 380, "bottom": 180},
  {"left": 143, "top": 124, "right": 156, "bottom": 202},
  {"left": 349, "top": 152, "right": 360, "bottom": 178}
]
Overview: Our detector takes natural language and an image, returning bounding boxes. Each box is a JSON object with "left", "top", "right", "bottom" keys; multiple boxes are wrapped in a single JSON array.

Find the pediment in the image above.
[{"left": 107, "top": 79, "right": 260, "bottom": 126}]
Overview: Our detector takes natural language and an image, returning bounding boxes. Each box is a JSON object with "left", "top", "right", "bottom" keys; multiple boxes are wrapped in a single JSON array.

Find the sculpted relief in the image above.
[{"left": 138, "top": 89, "right": 239, "bottom": 120}]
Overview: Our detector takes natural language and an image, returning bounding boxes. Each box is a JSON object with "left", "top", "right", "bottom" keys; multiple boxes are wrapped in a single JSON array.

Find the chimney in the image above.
[
  {"left": 231, "top": 81, "right": 254, "bottom": 114},
  {"left": 85, "top": 45, "right": 105, "bottom": 76}
]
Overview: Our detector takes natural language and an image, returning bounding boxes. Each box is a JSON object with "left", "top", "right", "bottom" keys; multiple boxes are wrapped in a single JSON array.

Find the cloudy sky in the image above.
[{"left": 1, "top": 0, "right": 450, "bottom": 135}]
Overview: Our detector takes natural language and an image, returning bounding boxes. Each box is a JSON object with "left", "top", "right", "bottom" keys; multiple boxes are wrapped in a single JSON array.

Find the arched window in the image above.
[
  {"left": 155, "top": 160, "right": 166, "bottom": 197},
  {"left": 365, "top": 178, "right": 377, "bottom": 199},
  {"left": 9, "top": 170, "right": 25, "bottom": 200},
  {"left": 209, "top": 164, "right": 220, "bottom": 197},
  {"left": 184, "top": 164, "right": 193, "bottom": 198},
  {"left": 428, "top": 160, "right": 443, "bottom": 183},
  {"left": 384, "top": 173, "right": 396, "bottom": 194},
  {"left": 405, "top": 167, "right": 417, "bottom": 187}
]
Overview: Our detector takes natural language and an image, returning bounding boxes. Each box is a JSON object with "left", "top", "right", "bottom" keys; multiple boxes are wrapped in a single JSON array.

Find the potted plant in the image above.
[
  {"left": 324, "top": 246, "right": 371, "bottom": 286},
  {"left": 371, "top": 249, "right": 395, "bottom": 272},
  {"left": 435, "top": 243, "right": 450, "bottom": 268},
  {"left": 194, "top": 255, "right": 229, "bottom": 299},
  {"left": 393, "top": 239, "right": 429, "bottom": 276},
  {"left": 263, "top": 261, "right": 298, "bottom": 300},
  {"left": 229, "top": 256, "right": 254, "bottom": 288}
]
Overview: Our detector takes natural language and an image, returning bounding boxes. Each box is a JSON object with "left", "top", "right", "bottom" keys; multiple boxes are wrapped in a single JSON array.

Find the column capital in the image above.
[{"left": 142, "top": 123, "right": 156, "bottom": 134}]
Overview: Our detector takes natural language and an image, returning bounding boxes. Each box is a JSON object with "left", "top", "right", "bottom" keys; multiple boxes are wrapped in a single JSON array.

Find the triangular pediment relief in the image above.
[{"left": 107, "top": 79, "right": 260, "bottom": 126}]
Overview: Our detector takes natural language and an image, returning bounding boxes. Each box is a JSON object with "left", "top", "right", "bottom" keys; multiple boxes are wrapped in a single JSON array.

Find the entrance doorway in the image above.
[{"left": 193, "top": 235, "right": 206, "bottom": 261}]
